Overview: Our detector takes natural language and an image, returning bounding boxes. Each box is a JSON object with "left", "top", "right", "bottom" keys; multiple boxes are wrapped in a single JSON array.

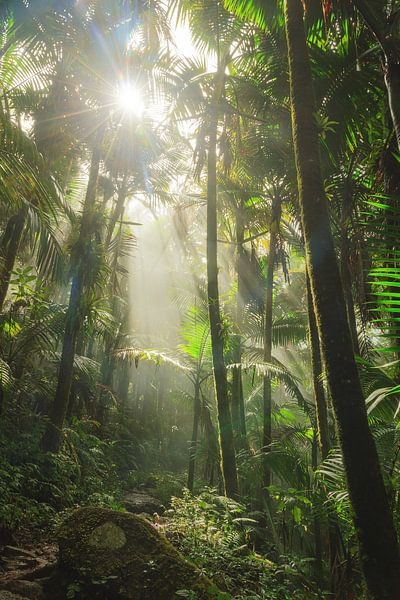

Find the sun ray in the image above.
[{"left": 116, "top": 81, "right": 145, "bottom": 118}]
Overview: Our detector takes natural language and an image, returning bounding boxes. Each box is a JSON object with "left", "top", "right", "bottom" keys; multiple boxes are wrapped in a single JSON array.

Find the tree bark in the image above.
[
  {"left": 42, "top": 130, "right": 103, "bottom": 453},
  {"left": 0, "top": 207, "right": 27, "bottom": 312},
  {"left": 285, "top": 1, "right": 400, "bottom": 597},
  {"left": 207, "top": 101, "right": 239, "bottom": 499}
]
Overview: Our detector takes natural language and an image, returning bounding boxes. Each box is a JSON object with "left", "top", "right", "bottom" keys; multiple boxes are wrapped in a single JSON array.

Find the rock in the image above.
[
  {"left": 0, "top": 581, "right": 43, "bottom": 600},
  {"left": 123, "top": 491, "right": 164, "bottom": 515},
  {"left": 53, "top": 507, "right": 219, "bottom": 600},
  {"left": 0, "top": 592, "right": 29, "bottom": 600}
]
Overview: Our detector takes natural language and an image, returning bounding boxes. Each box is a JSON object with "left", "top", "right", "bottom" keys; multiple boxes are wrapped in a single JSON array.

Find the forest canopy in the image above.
[{"left": 0, "top": 1, "right": 400, "bottom": 599}]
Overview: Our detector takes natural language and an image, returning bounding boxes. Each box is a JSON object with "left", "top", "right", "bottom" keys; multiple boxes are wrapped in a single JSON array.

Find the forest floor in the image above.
[{"left": 0, "top": 486, "right": 328, "bottom": 599}]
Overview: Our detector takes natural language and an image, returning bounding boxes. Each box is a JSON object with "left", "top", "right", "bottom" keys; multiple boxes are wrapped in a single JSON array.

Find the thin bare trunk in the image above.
[
  {"left": 306, "top": 272, "right": 329, "bottom": 460},
  {"left": 207, "top": 110, "right": 239, "bottom": 498},
  {"left": 232, "top": 202, "right": 247, "bottom": 448},
  {"left": 262, "top": 196, "right": 280, "bottom": 489},
  {"left": 187, "top": 380, "right": 201, "bottom": 492}
]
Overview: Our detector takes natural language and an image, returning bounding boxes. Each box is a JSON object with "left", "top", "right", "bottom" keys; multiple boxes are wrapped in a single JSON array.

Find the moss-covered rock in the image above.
[
  {"left": 123, "top": 491, "right": 165, "bottom": 515},
  {"left": 55, "top": 507, "right": 219, "bottom": 599}
]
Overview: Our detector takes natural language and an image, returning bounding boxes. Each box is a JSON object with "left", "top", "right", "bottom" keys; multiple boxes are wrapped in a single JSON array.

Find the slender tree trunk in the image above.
[
  {"left": 232, "top": 202, "right": 247, "bottom": 448},
  {"left": 106, "top": 178, "right": 127, "bottom": 248},
  {"left": 207, "top": 104, "right": 239, "bottom": 499},
  {"left": 42, "top": 131, "right": 103, "bottom": 453},
  {"left": 306, "top": 272, "right": 330, "bottom": 459},
  {"left": 0, "top": 207, "right": 27, "bottom": 312},
  {"left": 117, "top": 361, "right": 130, "bottom": 408},
  {"left": 285, "top": 2, "right": 400, "bottom": 597},
  {"left": 381, "top": 45, "right": 400, "bottom": 150},
  {"left": 202, "top": 395, "right": 220, "bottom": 486},
  {"left": 307, "top": 272, "right": 344, "bottom": 593},
  {"left": 187, "top": 380, "right": 201, "bottom": 492},
  {"left": 262, "top": 196, "right": 280, "bottom": 489},
  {"left": 311, "top": 431, "right": 324, "bottom": 585},
  {"left": 340, "top": 192, "right": 360, "bottom": 355},
  {"left": 65, "top": 335, "right": 85, "bottom": 422},
  {"left": 340, "top": 238, "right": 360, "bottom": 356},
  {"left": 98, "top": 206, "right": 128, "bottom": 426}
]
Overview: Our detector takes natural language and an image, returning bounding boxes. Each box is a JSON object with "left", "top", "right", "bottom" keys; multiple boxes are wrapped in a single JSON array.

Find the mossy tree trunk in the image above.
[
  {"left": 285, "top": 1, "right": 400, "bottom": 597},
  {"left": 187, "top": 379, "right": 201, "bottom": 492},
  {"left": 0, "top": 207, "right": 27, "bottom": 312},
  {"left": 42, "top": 131, "right": 103, "bottom": 453},
  {"left": 262, "top": 195, "right": 281, "bottom": 490},
  {"left": 307, "top": 271, "right": 344, "bottom": 592},
  {"left": 207, "top": 98, "right": 239, "bottom": 499}
]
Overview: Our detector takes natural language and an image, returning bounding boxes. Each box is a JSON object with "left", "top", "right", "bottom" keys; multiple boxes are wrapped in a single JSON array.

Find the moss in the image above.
[
  {"left": 87, "top": 521, "right": 126, "bottom": 549},
  {"left": 56, "top": 507, "right": 219, "bottom": 599}
]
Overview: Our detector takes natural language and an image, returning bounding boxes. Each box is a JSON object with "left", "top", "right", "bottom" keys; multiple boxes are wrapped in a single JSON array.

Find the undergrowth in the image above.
[{"left": 166, "top": 489, "right": 322, "bottom": 600}]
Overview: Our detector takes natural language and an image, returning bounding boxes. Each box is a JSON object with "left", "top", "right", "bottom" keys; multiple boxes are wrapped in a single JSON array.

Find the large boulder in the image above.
[
  {"left": 53, "top": 507, "right": 218, "bottom": 600},
  {"left": 123, "top": 491, "right": 164, "bottom": 515}
]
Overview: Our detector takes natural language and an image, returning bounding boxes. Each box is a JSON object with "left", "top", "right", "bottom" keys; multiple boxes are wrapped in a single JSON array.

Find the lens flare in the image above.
[{"left": 116, "top": 82, "right": 144, "bottom": 117}]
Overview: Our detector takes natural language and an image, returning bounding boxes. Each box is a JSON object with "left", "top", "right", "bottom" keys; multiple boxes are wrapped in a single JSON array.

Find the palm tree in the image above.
[
  {"left": 207, "top": 82, "right": 239, "bottom": 497},
  {"left": 42, "top": 126, "right": 104, "bottom": 452},
  {"left": 284, "top": 0, "right": 400, "bottom": 596},
  {"left": 172, "top": 0, "right": 254, "bottom": 498}
]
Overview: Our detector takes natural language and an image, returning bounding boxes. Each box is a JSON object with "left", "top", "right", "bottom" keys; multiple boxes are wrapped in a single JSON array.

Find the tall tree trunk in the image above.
[
  {"left": 311, "top": 430, "right": 324, "bottom": 586},
  {"left": 232, "top": 202, "right": 247, "bottom": 448},
  {"left": 340, "top": 234, "right": 360, "bottom": 356},
  {"left": 307, "top": 271, "right": 344, "bottom": 593},
  {"left": 187, "top": 379, "right": 201, "bottom": 492},
  {"left": 262, "top": 196, "right": 281, "bottom": 489},
  {"left": 0, "top": 207, "right": 27, "bottom": 312},
  {"left": 106, "top": 177, "right": 127, "bottom": 248},
  {"left": 340, "top": 190, "right": 360, "bottom": 355},
  {"left": 42, "top": 131, "right": 103, "bottom": 453},
  {"left": 117, "top": 361, "right": 130, "bottom": 409},
  {"left": 306, "top": 272, "right": 330, "bottom": 459},
  {"left": 285, "top": 2, "right": 400, "bottom": 597},
  {"left": 207, "top": 101, "right": 239, "bottom": 499},
  {"left": 202, "top": 394, "right": 222, "bottom": 488}
]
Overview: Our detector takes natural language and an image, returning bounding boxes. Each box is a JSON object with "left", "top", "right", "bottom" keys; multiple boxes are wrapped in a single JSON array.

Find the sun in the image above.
[{"left": 116, "top": 82, "right": 145, "bottom": 118}]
